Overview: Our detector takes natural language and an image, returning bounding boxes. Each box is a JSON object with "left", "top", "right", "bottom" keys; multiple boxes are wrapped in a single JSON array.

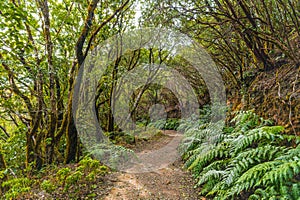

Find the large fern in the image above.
[
  {"left": 181, "top": 110, "right": 300, "bottom": 199},
  {"left": 232, "top": 126, "right": 284, "bottom": 155}
]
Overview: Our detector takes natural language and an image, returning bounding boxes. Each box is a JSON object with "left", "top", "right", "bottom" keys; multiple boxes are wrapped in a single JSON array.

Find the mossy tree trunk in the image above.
[{"left": 0, "top": 151, "right": 7, "bottom": 195}]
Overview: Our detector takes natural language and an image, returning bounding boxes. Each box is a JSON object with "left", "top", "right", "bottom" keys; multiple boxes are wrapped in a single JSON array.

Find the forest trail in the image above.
[{"left": 103, "top": 130, "right": 201, "bottom": 200}]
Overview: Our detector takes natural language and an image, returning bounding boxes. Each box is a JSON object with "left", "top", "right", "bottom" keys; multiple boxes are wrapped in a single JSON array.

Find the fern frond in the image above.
[
  {"left": 275, "top": 144, "right": 300, "bottom": 161},
  {"left": 187, "top": 144, "right": 229, "bottom": 172},
  {"left": 225, "top": 160, "right": 281, "bottom": 198},
  {"left": 234, "top": 145, "right": 286, "bottom": 163},
  {"left": 202, "top": 160, "right": 228, "bottom": 173},
  {"left": 291, "top": 183, "right": 300, "bottom": 199},
  {"left": 179, "top": 136, "right": 202, "bottom": 157},
  {"left": 183, "top": 145, "right": 207, "bottom": 166},
  {"left": 250, "top": 182, "right": 300, "bottom": 200},
  {"left": 233, "top": 126, "right": 284, "bottom": 155},
  {"left": 259, "top": 159, "right": 300, "bottom": 186},
  {"left": 197, "top": 169, "right": 226, "bottom": 186},
  {"left": 184, "top": 143, "right": 215, "bottom": 169},
  {"left": 231, "top": 110, "right": 263, "bottom": 131},
  {"left": 221, "top": 145, "right": 284, "bottom": 189},
  {"left": 249, "top": 188, "right": 276, "bottom": 199}
]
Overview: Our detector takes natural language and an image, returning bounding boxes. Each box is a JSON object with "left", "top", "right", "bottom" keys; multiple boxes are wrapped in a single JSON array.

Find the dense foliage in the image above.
[
  {"left": 1, "top": 156, "right": 109, "bottom": 199},
  {"left": 142, "top": 0, "right": 300, "bottom": 133},
  {"left": 180, "top": 110, "right": 300, "bottom": 199}
]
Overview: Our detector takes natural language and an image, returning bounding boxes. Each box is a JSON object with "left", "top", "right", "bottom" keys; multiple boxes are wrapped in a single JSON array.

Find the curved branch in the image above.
[
  {"left": 76, "top": 0, "right": 100, "bottom": 66},
  {"left": 0, "top": 126, "right": 10, "bottom": 138},
  {"left": 83, "top": 0, "right": 130, "bottom": 60},
  {"left": 0, "top": 54, "right": 34, "bottom": 119}
]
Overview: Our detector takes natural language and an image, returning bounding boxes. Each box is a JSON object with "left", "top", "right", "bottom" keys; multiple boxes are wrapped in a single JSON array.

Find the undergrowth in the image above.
[
  {"left": 180, "top": 110, "right": 300, "bottom": 199},
  {"left": 148, "top": 118, "right": 180, "bottom": 130},
  {"left": 1, "top": 156, "right": 109, "bottom": 199}
]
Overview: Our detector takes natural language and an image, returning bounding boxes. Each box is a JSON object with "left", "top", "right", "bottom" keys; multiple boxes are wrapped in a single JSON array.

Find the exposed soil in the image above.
[{"left": 102, "top": 130, "right": 202, "bottom": 200}]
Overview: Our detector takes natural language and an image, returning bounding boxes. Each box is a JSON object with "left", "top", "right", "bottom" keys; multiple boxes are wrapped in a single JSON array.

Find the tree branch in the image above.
[
  {"left": 83, "top": 0, "right": 130, "bottom": 60},
  {"left": 76, "top": 0, "right": 100, "bottom": 66}
]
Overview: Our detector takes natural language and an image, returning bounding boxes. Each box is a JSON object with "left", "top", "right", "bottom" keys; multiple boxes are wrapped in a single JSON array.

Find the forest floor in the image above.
[
  {"left": 101, "top": 130, "right": 202, "bottom": 200},
  {"left": 22, "top": 130, "right": 201, "bottom": 200}
]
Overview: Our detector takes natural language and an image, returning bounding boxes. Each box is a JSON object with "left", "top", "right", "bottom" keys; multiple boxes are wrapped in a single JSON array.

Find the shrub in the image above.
[
  {"left": 41, "top": 180, "right": 56, "bottom": 193},
  {"left": 2, "top": 177, "right": 31, "bottom": 199},
  {"left": 181, "top": 110, "right": 300, "bottom": 199}
]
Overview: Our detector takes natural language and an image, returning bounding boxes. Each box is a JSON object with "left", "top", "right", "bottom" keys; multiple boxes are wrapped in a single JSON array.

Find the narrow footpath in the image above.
[{"left": 103, "top": 130, "right": 202, "bottom": 200}]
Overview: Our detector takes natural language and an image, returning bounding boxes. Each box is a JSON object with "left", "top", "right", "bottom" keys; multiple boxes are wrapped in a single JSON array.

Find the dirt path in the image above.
[{"left": 103, "top": 130, "right": 201, "bottom": 200}]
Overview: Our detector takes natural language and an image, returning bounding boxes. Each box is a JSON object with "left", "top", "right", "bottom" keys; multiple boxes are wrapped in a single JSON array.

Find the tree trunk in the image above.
[
  {"left": 0, "top": 151, "right": 7, "bottom": 195},
  {"left": 65, "top": 115, "right": 78, "bottom": 164},
  {"left": 0, "top": 152, "right": 6, "bottom": 171}
]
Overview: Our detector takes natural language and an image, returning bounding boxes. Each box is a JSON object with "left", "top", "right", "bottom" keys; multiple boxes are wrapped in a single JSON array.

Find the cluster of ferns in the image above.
[{"left": 178, "top": 110, "right": 300, "bottom": 200}]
